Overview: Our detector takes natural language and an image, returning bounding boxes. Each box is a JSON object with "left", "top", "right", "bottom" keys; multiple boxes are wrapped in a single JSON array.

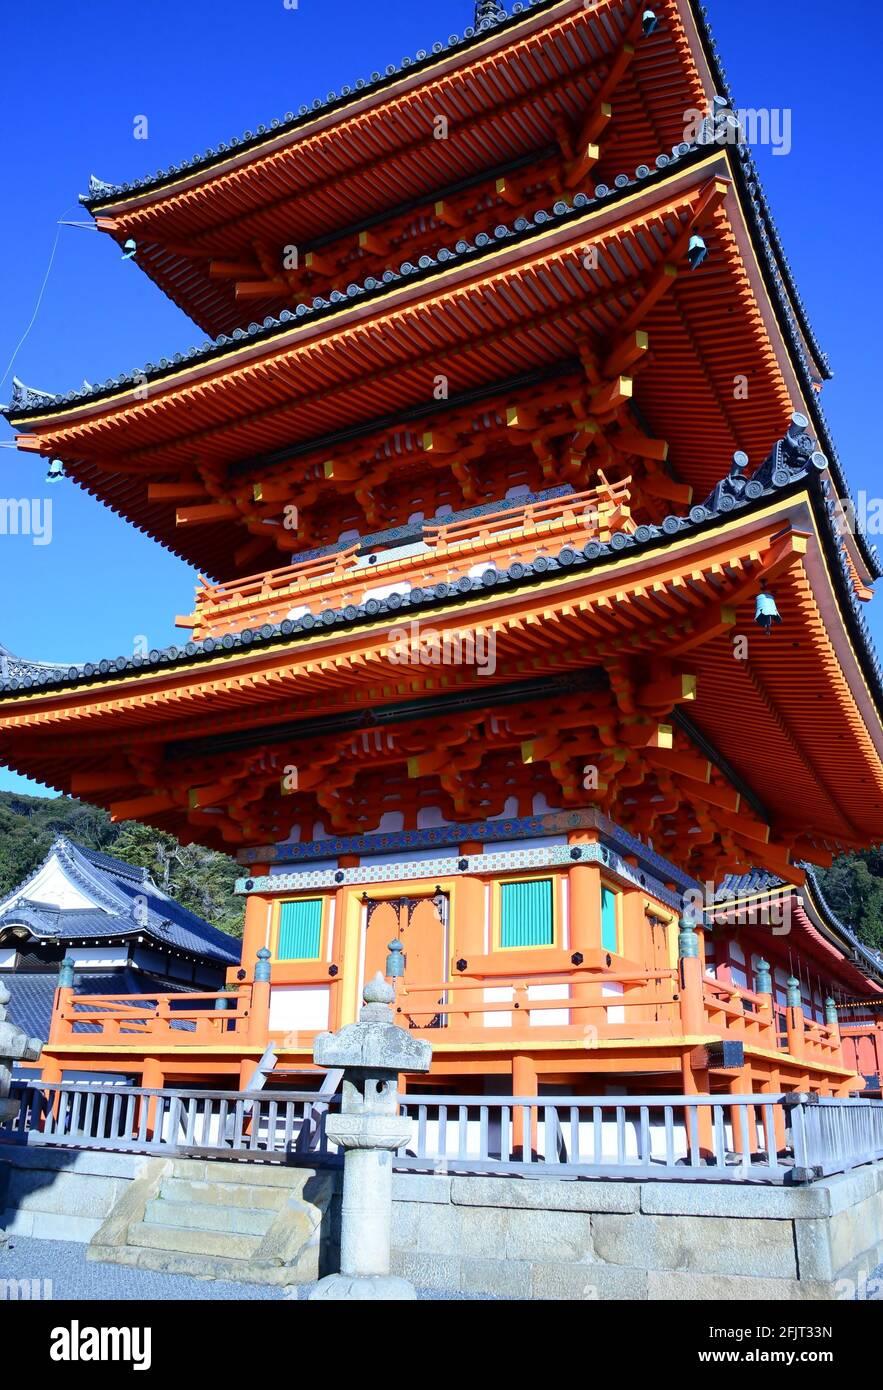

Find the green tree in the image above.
[{"left": 0, "top": 791, "right": 244, "bottom": 937}]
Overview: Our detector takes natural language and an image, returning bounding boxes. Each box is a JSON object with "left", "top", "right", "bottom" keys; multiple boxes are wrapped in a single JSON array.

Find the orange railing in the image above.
[
  {"left": 841, "top": 1022, "right": 883, "bottom": 1086},
  {"left": 393, "top": 965, "right": 679, "bottom": 1041},
  {"left": 184, "top": 480, "right": 634, "bottom": 639},
  {"left": 702, "top": 978, "right": 844, "bottom": 1066},
  {"left": 50, "top": 988, "right": 253, "bottom": 1046}
]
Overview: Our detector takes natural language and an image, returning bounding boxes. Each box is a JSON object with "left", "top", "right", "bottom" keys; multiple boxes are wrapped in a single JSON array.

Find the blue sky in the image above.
[{"left": 0, "top": 0, "right": 880, "bottom": 795}]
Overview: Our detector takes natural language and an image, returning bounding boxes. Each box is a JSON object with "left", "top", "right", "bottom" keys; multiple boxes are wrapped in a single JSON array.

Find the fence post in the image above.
[
  {"left": 678, "top": 912, "right": 705, "bottom": 1036},
  {"left": 754, "top": 958, "right": 774, "bottom": 1029},
  {"left": 49, "top": 955, "right": 76, "bottom": 1044},
  {"left": 786, "top": 977, "right": 806, "bottom": 1061},
  {"left": 249, "top": 948, "right": 272, "bottom": 1045}
]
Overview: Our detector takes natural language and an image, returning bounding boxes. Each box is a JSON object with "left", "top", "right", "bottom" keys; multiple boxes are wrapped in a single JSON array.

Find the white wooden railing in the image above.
[{"left": 2, "top": 1084, "right": 882, "bottom": 1184}]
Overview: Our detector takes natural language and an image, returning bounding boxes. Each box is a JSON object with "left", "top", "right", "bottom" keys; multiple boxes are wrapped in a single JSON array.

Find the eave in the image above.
[
  {"left": 81, "top": 0, "right": 701, "bottom": 336},
  {"left": 1, "top": 481, "right": 882, "bottom": 869},
  {"left": 7, "top": 150, "right": 837, "bottom": 582}
]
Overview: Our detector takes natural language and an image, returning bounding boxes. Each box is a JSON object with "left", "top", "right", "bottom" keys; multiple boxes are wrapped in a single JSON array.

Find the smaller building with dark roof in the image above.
[{"left": 0, "top": 837, "right": 240, "bottom": 1047}]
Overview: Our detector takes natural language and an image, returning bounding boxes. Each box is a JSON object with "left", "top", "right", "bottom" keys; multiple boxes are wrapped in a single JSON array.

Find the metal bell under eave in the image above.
[
  {"left": 643, "top": 9, "right": 659, "bottom": 35},
  {"left": 46, "top": 459, "right": 64, "bottom": 483},
  {"left": 755, "top": 590, "right": 782, "bottom": 634},
  {"left": 687, "top": 234, "right": 708, "bottom": 269},
  {"left": 121, "top": 238, "right": 137, "bottom": 260}
]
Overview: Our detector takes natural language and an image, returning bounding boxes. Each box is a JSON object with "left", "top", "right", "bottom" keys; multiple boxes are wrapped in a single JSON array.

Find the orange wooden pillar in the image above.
[
  {"left": 512, "top": 1053, "right": 538, "bottom": 1159},
  {"left": 240, "top": 877, "right": 271, "bottom": 973},
  {"left": 330, "top": 880, "right": 351, "bottom": 1030},
  {"left": 141, "top": 1057, "right": 164, "bottom": 1140},
  {"left": 825, "top": 997, "right": 844, "bottom": 1068},
  {"left": 568, "top": 851, "right": 602, "bottom": 1039},
  {"left": 450, "top": 863, "right": 486, "bottom": 1030},
  {"left": 755, "top": 960, "right": 786, "bottom": 1152}
]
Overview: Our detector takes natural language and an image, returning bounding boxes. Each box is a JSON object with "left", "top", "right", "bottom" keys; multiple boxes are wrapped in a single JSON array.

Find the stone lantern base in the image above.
[{"left": 309, "top": 1273, "right": 417, "bottom": 1301}]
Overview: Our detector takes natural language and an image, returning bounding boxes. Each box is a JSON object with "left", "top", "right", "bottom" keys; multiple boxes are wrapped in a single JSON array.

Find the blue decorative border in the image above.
[{"left": 236, "top": 839, "right": 686, "bottom": 913}]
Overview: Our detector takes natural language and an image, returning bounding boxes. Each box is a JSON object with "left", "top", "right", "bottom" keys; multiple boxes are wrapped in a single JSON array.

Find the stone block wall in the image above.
[
  {"left": 389, "top": 1167, "right": 883, "bottom": 1300},
  {"left": 0, "top": 1148, "right": 149, "bottom": 1242},
  {"left": 4, "top": 1146, "right": 883, "bottom": 1300}
]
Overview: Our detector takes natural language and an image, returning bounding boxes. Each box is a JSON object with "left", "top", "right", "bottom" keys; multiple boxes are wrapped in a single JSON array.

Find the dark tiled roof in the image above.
[
  {"left": 2, "top": 972, "right": 58, "bottom": 1042},
  {"left": 0, "top": 644, "right": 71, "bottom": 684},
  {"left": 712, "top": 870, "right": 784, "bottom": 902},
  {"left": 802, "top": 865, "right": 883, "bottom": 984},
  {"left": 2, "top": 968, "right": 200, "bottom": 1043},
  {"left": 6, "top": 138, "right": 709, "bottom": 418},
  {"left": 0, "top": 838, "right": 240, "bottom": 965},
  {"left": 710, "top": 864, "right": 883, "bottom": 988}
]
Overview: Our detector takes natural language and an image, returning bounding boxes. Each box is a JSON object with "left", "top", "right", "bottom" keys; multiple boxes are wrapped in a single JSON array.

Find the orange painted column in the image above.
[
  {"left": 568, "top": 855, "right": 602, "bottom": 1038},
  {"left": 824, "top": 998, "right": 844, "bottom": 1069},
  {"left": 512, "top": 1053, "right": 538, "bottom": 1158},
  {"left": 761, "top": 1065, "right": 787, "bottom": 1154},
  {"left": 240, "top": 879, "right": 271, "bottom": 976},
  {"left": 677, "top": 916, "right": 706, "bottom": 1038},
  {"left": 451, "top": 864, "right": 486, "bottom": 1031},
  {"left": 330, "top": 882, "right": 351, "bottom": 1030},
  {"left": 141, "top": 1057, "right": 164, "bottom": 1140},
  {"left": 678, "top": 913, "right": 712, "bottom": 1154}
]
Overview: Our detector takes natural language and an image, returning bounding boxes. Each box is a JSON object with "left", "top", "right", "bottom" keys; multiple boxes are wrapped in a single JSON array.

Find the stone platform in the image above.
[{"left": 4, "top": 1146, "right": 883, "bottom": 1299}]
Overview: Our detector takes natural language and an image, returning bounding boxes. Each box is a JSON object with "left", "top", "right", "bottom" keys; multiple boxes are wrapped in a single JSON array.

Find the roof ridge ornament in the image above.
[
  {"left": 475, "top": 0, "right": 507, "bottom": 29},
  {"left": 80, "top": 175, "right": 116, "bottom": 205},
  {"left": 9, "top": 376, "right": 56, "bottom": 412}
]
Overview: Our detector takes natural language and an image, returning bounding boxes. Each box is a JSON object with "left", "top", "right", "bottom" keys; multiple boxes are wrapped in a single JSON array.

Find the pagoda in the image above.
[{"left": 3, "top": 0, "right": 883, "bottom": 1102}]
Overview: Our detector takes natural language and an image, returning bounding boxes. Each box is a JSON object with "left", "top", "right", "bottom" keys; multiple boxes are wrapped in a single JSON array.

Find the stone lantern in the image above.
[{"left": 309, "top": 972, "right": 431, "bottom": 1300}]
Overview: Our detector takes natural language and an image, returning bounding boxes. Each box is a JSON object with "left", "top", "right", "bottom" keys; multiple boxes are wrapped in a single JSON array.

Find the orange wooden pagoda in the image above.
[{"left": 3, "top": 0, "right": 883, "bottom": 1102}]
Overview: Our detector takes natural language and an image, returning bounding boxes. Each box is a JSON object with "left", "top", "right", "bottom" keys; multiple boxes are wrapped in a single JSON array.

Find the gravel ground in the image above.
[{"left": 0, "top": 1234, "right": 479, "bottom": 1300}]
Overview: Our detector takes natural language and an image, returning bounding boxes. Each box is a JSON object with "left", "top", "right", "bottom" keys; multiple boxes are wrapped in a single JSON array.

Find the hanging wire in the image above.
[{"left": 0, "top": 208, "right": 83, "bottom": 395}]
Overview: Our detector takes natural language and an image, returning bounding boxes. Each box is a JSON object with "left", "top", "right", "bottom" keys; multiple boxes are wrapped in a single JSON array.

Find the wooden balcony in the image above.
[
  {"left": 43, "top": 952, "right": 849, "bottom": 1088},
  {"left": 181, "top": 479, "right": 634, "bottom": 640}
]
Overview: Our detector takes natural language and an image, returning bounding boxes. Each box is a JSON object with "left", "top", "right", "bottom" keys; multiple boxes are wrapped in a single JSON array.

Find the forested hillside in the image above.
[
  {"left": 0, "top": 791, "right": 245, "bottom": 937},
  {"left": 816, "top": 853, "right": 883, "bottom": 951}
]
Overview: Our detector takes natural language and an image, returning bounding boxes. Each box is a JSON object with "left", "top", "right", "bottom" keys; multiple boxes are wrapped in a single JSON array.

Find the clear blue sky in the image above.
[{"left": 0, "top": 0, "right": 880, "bottom": 795}]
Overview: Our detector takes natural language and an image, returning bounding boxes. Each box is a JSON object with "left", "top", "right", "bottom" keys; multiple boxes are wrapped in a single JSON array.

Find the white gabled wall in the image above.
[{"left": 0, "top": 853, "right": 99, "bottom": 914}]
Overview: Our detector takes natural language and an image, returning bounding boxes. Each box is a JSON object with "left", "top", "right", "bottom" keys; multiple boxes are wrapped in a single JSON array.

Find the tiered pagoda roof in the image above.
[{"left": 1, "top": 0, "right": 881, "bottom": 888}]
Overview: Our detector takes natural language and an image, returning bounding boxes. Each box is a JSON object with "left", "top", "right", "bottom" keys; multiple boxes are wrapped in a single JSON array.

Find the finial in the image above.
[
  {"left": 678, "top": 910, "right": 700, "bottom": 959},
  {"left": 386, "top": 939, "right": 405, "bottom": 978},
  {"left": 364, "top": 971, "right": 395, "bottom": 1006},
  {"left": 255, "top": 947, "right": 272, "bottom": 983}
]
